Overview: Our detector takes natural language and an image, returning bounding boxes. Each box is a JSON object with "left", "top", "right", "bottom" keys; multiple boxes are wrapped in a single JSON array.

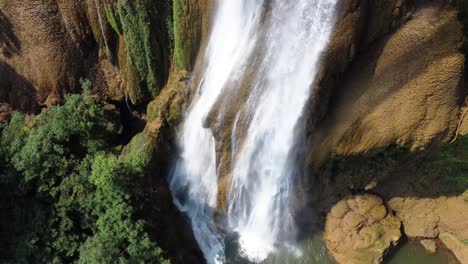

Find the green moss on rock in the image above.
[
  {"left": 105, "top": 4, "right": 122, "bottom": 35},
  {"left": 105, "top": 0, "right": 172, "bottom": 104},
  {"left": 172, "top": 0, "right": 206, "bottom": 70},
  {"left": 173, "top": 0, "right": 191, "bottom": 70}
]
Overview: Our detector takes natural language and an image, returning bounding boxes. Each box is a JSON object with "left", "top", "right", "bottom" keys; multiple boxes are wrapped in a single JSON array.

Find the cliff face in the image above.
[
  {"left": 0, "top": 0, "right": 212, "bottom": 114},
  {"left": 307, "top": 0, "right": 465, "bottom": 165},
  {"left": 303, "top": 2, "right": 467, "bottom": 262}
]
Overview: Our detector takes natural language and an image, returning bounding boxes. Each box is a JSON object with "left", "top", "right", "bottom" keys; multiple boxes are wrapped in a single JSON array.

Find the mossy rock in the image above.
[
  {"left": 107, "top": 0, "right": 172, "bottom": 104},
  {"left": 146, "top": 70, "right": 190, "bottom": 126},
  {"left": 120, "top": 125, "right": 159, "bottom": 168},
  {"left": 173, "top": 0, "right": 208, "bottom": 70}
]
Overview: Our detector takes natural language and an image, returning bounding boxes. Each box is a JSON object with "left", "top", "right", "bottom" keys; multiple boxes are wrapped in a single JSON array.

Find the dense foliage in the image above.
[{"left": 0, "top": 93, "right": 169, "bottom": 263}]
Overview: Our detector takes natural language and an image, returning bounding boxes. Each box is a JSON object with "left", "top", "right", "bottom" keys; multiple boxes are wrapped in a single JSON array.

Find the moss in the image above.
[
  {"left": 107, "top": 0, "right": 172, "bottom": 104},
  {"left": 425, "top": 136, "right": 468, "bottom": 192},
  {"left": 116, "top": 0, "right": 159, "bottom": 99},
  {"left": 104, "top": 4, "right": 122, "bottom": 35},
  {"left": 173, "top": 0, "right": 190, "bottom": 70},
  {"left": 322, "top": 136, "right": 468, "bottom": 194},
  {"left": 120, "top": 130, "right": 156, "bottom": 168},
  {"left": 173, "top": 0, "right": 200, "bottom": 70}
]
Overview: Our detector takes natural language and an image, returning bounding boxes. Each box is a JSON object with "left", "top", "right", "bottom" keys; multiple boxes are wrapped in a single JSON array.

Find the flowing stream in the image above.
[{"left": 169, "top": 1, "right": 338, "bottom": 263}]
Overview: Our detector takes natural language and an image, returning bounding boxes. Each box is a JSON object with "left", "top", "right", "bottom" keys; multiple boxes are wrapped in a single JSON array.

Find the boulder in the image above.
[
  {"left": 420, "top": 239, "right": 437, "bottom": 255},
  {"left": 325, "top": 194, "right": 401, "bottom": 264}
]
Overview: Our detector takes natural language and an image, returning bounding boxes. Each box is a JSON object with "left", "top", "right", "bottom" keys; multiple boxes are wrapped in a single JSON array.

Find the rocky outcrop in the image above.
[
  {"left": 312, "top": 132, "right": 468, "bottom": 263},
  {"left": 173, "top": 0, "right": 213, "bottom": 70},
  {"left": 325, "top": 195, "right": 401, "bottom": 264},
  {"left": 121, "top": 121, "right": 202, "bottom": 263},
  {"left": 0, "top": 0, "right": 121, "bottom": 110},
  {"left": 119, "top": 69, "right": 200, "bottom": 263},
  {"left": 389, "top": 195, "right": 468, "bottom": 263}
]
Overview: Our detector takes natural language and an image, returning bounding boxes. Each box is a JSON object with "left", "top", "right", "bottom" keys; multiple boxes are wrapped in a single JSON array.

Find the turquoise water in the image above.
[{"left": 225, "top": 235, "right": 459, "bottom": 264}]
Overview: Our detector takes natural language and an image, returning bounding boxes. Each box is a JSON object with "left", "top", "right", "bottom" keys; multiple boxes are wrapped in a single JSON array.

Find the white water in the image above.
[{"left": 169, "top": 0, "right": 338, "bottom": 263}]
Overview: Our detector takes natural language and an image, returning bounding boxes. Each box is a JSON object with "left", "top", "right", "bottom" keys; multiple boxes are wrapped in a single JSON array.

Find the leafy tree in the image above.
[{"left": 0, "top": 92, "right": 169, "bottom": 263}]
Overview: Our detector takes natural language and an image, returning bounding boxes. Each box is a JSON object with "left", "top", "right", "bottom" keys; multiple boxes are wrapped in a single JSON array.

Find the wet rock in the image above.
[
  {"left": 420, "top": 239, "right": 437, "bottom": 255},
  {"left": 324, "top": 194, "right": 401, "bottom": 264}
]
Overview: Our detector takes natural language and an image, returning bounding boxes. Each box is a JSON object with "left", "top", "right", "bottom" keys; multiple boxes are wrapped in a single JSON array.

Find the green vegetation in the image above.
[
  {"left": 425, "top": 136, "right": 468, "bottom": 193},
  {"left": 105, "top": 4, "right": 122, "bottom": 35},
  {"left": 173, "top": 0, "right": 192, "bottom": 70},
  {"left": 103, "top": 0, "right": 172, "bottom": 104},
  {"left": 116, "top": 0, "right": 161, "bottom": 96},
  {"left": 0, "top": 90, "right": 169, "bottom": 263},
  {"left": 322, "top": 136, "right": 468, "bottom": 194}
]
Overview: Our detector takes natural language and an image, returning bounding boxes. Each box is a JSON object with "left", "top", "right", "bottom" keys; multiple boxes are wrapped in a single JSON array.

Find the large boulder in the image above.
[{"left": 324, "top": 194, "right": 401, "bottom": 264}]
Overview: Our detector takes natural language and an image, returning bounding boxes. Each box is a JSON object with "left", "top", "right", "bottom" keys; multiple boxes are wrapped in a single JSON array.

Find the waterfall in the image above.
[
  {"left": 169, "top": 0, "right": 338, "bottom": 263},
  {"left": 169, "top": 2, "right": 264, "bottom": 263}
]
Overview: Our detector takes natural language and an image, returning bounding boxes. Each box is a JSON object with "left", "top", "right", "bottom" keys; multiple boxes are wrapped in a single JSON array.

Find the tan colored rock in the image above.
[
  {"left": 458, "top": 102, "right": 468, "bottom": 136},
  {"left": 389, "top": 195, "right": 468, "bottom": 264},
  {"left": 439, "top": 232, "right": 468, "bottom": 264},
  {"left": 389, "top": 197, "right": 440, "bottom": 238},
  {"left": 325, "top": 195, "right": 401, "bottom": 264},
  {"left": 420, "top": 239, "right": 437, "bottom": 255},
  {"left": 307, "top": 1, "right": 464, "bottom": 166}
]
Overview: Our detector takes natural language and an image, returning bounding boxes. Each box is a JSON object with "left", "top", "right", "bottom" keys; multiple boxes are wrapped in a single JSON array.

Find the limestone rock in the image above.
[
  {"left": 420, "top": 239, "right": 437, "bottom": 255},
  {"left": 389, "top": 195, "right": 468, "bottom": 264},
  {"left": 307, "top": 0, "right": 464, "bottom": 166},
  {"left": 325, "top": 194, "right": 401, "bottom": 264},
  {"left": 439, "top": 232, "right": 468, "bottom": 264}
]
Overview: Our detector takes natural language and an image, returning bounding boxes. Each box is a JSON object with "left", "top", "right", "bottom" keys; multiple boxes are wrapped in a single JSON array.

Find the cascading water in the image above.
[
  {"left": 169, "top": 0, "right": 338, "bottom": 263},
  {"left": 169, "top": 1, "right": 264, "bottom": 263}
]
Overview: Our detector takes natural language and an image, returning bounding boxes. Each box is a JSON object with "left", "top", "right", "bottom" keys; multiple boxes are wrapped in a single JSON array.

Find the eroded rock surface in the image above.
[
  {"left": 325, "top": 195, "right": 401, "bottom": 264},
  {"left": 389, "top": 195, "right": 468, "bottom": 263},
  {"left": 420, "top": 239, "right": 438, "bottom": 255},
  {"left": 308, "top": 0, "right": 465, "bottom": 165}
]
